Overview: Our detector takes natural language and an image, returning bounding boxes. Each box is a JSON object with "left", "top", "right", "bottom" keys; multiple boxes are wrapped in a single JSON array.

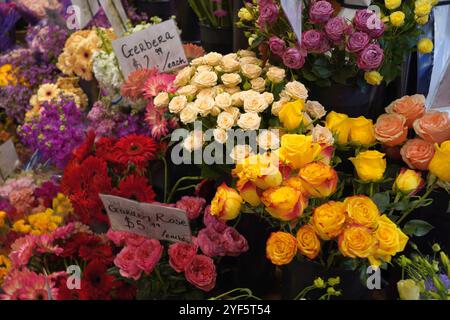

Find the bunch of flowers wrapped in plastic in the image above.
[{"left": 238, "top": 0, "right": 436, "bottom": 87}]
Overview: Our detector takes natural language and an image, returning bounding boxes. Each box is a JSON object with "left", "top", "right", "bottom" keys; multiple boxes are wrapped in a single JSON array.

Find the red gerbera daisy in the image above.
[
  {"left": 95, "top": 136, "right": 118, "bottom": 163},
  {"left": 113, "top": 175, "right": 156, "bottom": 203},
  {"left": 72, "top": 130, "right": 96, "bottom": 162},
  {"left": 121, "top": 68, "right": 158, "bottom": 101},
  {"left": 112, "top": 134, "right": 158, "bottom": 167},
  {"left": 82, "top": 259, "right": 116, "bottom": 299}
]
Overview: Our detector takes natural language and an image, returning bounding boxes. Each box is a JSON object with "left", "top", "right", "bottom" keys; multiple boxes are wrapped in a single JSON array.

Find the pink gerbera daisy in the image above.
[
  {"left": 145, "top": 101, "right": 169, "bottom": 140},
  {"left": 143, "top": 71, "right": 176, "bottom": 99}
]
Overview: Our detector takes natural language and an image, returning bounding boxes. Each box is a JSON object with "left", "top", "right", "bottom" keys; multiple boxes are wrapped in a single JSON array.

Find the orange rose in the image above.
[
  {"left": 266, "top": 231, "right": 298, "bottom": 265},
  {"left": 374, "top": 113, "right": 408, "bottom": 147},
  {"left": 261, "top": 186, "right": 308, "bottom": 221},
  {"left": 413, "top": 111, "right": 450, "bottom": 144},
  {"left": 400, "top": 138, "right": 435, "bottom": 171},
  {"left": 312, "top": 201, "right": 347, "bottom": 240},
  {"left": 296, "top": 225, "right": 321, "bottom": 260},
  {"left": 338, "top": 225, "right": 376, "bottom": 258},
  {"left": 298, "top": 162, "right": 338, "bottom": 198},
  {"left": 385, "top": 94, "right": 425, "bottom": 128}
]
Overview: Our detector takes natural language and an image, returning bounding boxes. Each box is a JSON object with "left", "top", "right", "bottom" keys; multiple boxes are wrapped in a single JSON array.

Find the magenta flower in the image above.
[
  {"left": 357, "top": 43, "right": 384, "bottom": 71},
  {"left": 346, "top": 31, "right": 370, "bottom": 53},
  {"left": 302, "top": 30, "right": 330, "bottom": 53},
  {"left": 257, "top": 0, "right": 279, "bottom": 27},
  {"left": 309, "top": 0, "right": 334, "bottom": 24},
  {"left": 268, "top": 36, "right": 286, "bottom": 56},
  {"left": 282, "top": 47, "right": 306, "bottom": 69},
  {"left": 176, "top": 196, "right": 206, "bottom": 220},
  {"left": 324, "top": 17, "right": 350, "bottom": 42},
  {"left": 214, "top": 9, "right": 227, "bottom": 17},
  {"left": 353, "top": 9, "right": 385, "bottom": 38}
]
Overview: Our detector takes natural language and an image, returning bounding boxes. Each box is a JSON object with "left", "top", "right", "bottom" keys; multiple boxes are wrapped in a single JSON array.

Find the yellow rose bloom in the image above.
[
  {"left": 349, "top": 116, "right": 376, "bottom": 146},
  {"left": 369, "top": 215, "right": 408, "bottom": 266},
  {"left": 233, "top": 154, "right": 282, "bottom": 190},
  {"left": 390, "top": 11, "right": 405, "bottom": 26},
  {"left": 417, "top": 38, "right": 433, "bottom": 54},
  {"left": 261, "top": 186, "right": 307, "bottom": 221},
  {"left": 238, "top": 7, "right": 253, "bottom": 21},
  {"left": 397, "top": 279, "right": 420, "bottom": 300},
  {"left": 414, "top": 0, "right": 432, "bottom": 17},
  {"left": 266, "top": 231, "right": 298, "bottom": 265},
  {"left": 344, "top": 195, "right": 380, "bottom": 229},
  {"left": 350, "top": 150, "right": 387, "bottom": 182},
  {"left": 385, "top": 0, "right": 401, "bottom": 10},
  {"left": 278, "top": 134, "right": 322, "bottom": 169},
  {"left": 325, "top": 111, "right": 351, "bottom": 145},
  {"left": 394, "top": 168, "right": 424, "bottom": 195},
  {"left": 299, "top": 161, "right": 338, "bottom": 198},
  {"left": 364, "top": 71, "right": 384, "bottom": 85},
  {"left": 312, "top": 201, "right": 347, "bottom": 240},
  {"left": 278, "top": 100, "right": 306, "bottom": 130},
  {"left": 236, "top": 179, "right": 261, "bottom": 207},
  {"left": 283, "top": 176, "right": 307, "bottom": 195},
  {"left": 210, "top": 183, "right": 243, "bottom": 221},
  {"left": 415, "top": 14, "right": 429, "bottom": 25},
  {"left": 338, "top": 225, "right": 376, "bottom": 258},
  {"left": 296, "top": 225, "right": 321, "bottom": 260},
  {"left": 429, "top": 141, "right": 450, "bottom": 182}
]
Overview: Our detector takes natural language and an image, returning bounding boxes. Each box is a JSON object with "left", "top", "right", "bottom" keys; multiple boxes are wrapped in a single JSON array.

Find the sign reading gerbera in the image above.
[
  {"left": 112, "top": 19, "right": 188, "bottom": 78},
  {"left": 99, "top": 194, "right": 192, "bottom": 243}
]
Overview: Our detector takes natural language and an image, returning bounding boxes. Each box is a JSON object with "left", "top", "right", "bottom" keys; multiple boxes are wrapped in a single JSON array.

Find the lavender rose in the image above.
[
  {"left": 221, "top": 227, "right": 249, "bottom": 256},
  {"left": 346, "top": 31, "right": 370, "bottom": 53},
  {"left": 302, "top": 30, "right": 323, "bottom": 51},
  {"left": 257, "top": 0, "right": 279, "bottom": 27},
  {"left": 353, "top": 9, "right": 385, "bottom": 38},
  {"left": 282, "top": 47, "right": 306, "bottom": 69},
  {"left": 268, "top": 36, "right": 286, "bottom": 56},
  {"left": 325, "top": 17, "right": 349, "bottom": 42},
  {"left": 357, "top": 44, "right": 384, "bottom": 71},
  {"left": 309, "top": 0, "right": 334, "bottom": 24}
]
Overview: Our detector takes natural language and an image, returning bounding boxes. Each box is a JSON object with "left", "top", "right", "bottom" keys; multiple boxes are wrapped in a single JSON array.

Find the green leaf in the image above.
[
  {"left": 301, "top": 68, "right": 318, "bottom": 82},
  {"left": 373, "top": 192, "right": 391, "bottom": 212},
  {"left": 403, "top": 219, "right": 434, "bottom": 237}
]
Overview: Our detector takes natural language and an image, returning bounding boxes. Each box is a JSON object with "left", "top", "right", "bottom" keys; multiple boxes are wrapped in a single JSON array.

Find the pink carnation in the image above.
[{"left": 176, "top": 196, "right": 206, "bottom": 220}]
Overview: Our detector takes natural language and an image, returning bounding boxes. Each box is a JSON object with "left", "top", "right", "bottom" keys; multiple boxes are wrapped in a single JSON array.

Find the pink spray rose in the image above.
[
  {"left": 168, "top": 242, "right": 198, "bottom": 273},
  {"left": 282, "top": 47, "right": 305, "bottom": 69},
  {"left": 309, "top": 0, "right": 334, "bottom": 24},
  {"left": 302, "top": 30, "right": 329, "bottom": 53},
  {"left": 114, "top": 246, "right": 142, "bottom": 280},
  {"left": 346, "top": 31, "right": 370, "bottom": 53},
  {"left": 353, "top": 9, "right": 385, "bottom": 38},
  {"left": 268, "top": 36, "right": 286, "bottom": 56},
  {"left": 184, "top": 255, "right": 217, "bottom": 292},
  {"left": 325, "top": 17, "right": 350, "bottom": 42},
  {"left": 135, "top": 239, "right": 163, "bottom": 274},
  {"left": 357, "top": 44, "right": 384, "bottom": 71},
  {"left": 221, "top": 227, "right": 249, "bottom": 256},
  {"left": 176, "top": 196, "right": 206, "bottom": 220}
]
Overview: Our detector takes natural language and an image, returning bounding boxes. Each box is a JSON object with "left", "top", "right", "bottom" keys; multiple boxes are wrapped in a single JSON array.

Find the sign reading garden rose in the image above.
[
  {"left": 99, "top": 194, "right": 192, "bottom": 243},
  {"left": 112, "top": 19, "right": 188, "bottom": 78}
]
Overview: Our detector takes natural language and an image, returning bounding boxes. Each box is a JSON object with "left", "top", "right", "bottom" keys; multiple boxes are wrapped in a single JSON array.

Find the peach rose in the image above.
[
  {"left": 374, "top": 113, "right": 408, "bottom": 147},
  {"left": 413, "top": 111, "right": 450, "bottom": 144},
  {"left": 385, "top": 94, "right": 425, "bottom": 128},
  {"left": 400, "top": 138, "right": 435, "bottom": 171}
]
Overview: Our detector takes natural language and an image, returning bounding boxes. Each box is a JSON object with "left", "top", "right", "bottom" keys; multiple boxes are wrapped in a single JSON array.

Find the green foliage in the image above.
[{"left": 403, "top": 219, "right": 434, "bottom": 237}]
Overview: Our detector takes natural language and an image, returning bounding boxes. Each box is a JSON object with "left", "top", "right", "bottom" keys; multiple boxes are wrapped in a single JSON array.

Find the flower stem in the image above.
[
  {"left": 397, "top": 185, "right": 435, "bottom": 225},
  {"left": 167, "top": 176, "right": 203, "bottom": 203}
]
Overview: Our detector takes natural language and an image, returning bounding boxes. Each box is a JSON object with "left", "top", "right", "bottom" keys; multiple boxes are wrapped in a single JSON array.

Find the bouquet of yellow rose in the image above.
[{"left": 206, "top": 84, "right": 445, "bottom": 276}]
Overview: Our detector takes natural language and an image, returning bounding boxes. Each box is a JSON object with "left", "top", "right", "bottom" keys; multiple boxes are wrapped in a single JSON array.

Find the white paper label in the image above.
[
  {"left": 70, "top": 0, "right": 101, "bottom": 29},
  {"left": 112, "top": 19, "right": 188, "bottom": 79},
  {"left": 99, "top": 0, "right": 130, "bottom": 37},
  {"left": 0, "top": 139, "right": 20, "bottom": 183},
  {"left": 281, "top": 0, "right": 303, "bottom": 45},
  {"left": 99, "top": 194, "right": 192, "bottom": 243}
]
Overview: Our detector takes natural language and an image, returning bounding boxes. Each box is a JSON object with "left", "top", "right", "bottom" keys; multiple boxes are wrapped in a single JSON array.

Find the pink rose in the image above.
[
  {"left": 325, "top": 17, "right": 349, "bottom": 42},
  {"left": 400, "top": 139, "right": 435, "bottom": 171},
  {"left": 197, "top": 228, "right": 227, "bottom": 257},
  {"left": 346, "top": 31, "right": 370, "bottom": 53},
  {"left": 185, "top": 255, "right": 217, "bottom": 292},
  {"left": 302, "top": 30, "right": 330, "bottom": 53},
  {"left": 282, "top": 47, "right": 306, "bottom": 69},
  {"left": 168, "top": 242, "right": 198, "bottom": 273},
  {"left": 176, "top": 196, "right": 206, "bottom": 220},
  {"left": 268, "top": 36, "right": 286, "bottom": 56},
  {"left": 106, "top": 229, "right": 128, "bottom": 246},
  {"left": 221, "top": 227, "right": 249, "bottom": 256},
  {"left": 357, "top": 44, "right": 384, "bottom": 71},
  {"left": 135, "top": 239, "right": 163, "bottom": 274},
  {"left": 353, "top": 9, "right": 385, "bottom": 38},
  {"left": 203, "top": 206, "right": 228, "bottom": 233},
  {"left": 114, "top": 246, "right": 141, "bottom": 280},
  {"left": 309, "top": 0, "right": 334, "bottom": 24}
]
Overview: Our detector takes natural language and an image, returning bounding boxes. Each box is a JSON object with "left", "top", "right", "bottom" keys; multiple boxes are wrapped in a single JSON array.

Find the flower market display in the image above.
[{"left": 0, "top": 0, "right": 449, "bottom": 303}]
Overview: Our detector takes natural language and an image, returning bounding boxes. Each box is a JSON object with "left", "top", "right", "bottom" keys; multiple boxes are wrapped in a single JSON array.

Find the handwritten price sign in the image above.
[
  {"left": 99, "top": 194, "right": 192, "bottom": 243},
  {"left": 112, "top": 19, "right": 188, "bottom": 79}
]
